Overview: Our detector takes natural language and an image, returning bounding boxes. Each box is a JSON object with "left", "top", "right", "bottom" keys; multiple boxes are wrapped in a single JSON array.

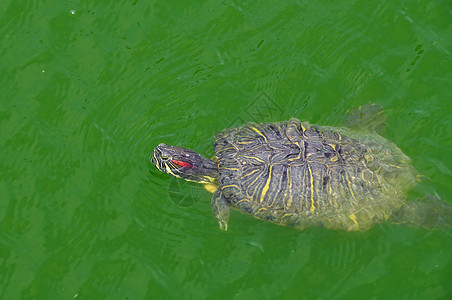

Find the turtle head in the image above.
[{"left": 151, "top": 143, "right": 218, "bottom": 184}]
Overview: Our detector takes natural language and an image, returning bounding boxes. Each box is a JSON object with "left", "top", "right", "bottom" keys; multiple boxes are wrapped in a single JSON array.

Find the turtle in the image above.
[{"left": 151, "top": 104, "right": 450, "bottom": 231}]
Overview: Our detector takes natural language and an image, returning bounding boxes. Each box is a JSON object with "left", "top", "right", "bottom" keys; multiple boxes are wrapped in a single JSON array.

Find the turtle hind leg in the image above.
[
  {"left": 344, "top": 103, "right": 386, "bottom": 134},
  {"left": 389, "top": 196, "right": 452, "bottom": 229},
  {"left": 211, "top": 190, "right": 230, "bottom": 231}
]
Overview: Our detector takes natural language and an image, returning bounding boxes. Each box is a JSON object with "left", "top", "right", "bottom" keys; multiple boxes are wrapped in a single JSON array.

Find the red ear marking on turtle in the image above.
[{"left": 172, "top": 159, "right": 193, "bottom": 168}]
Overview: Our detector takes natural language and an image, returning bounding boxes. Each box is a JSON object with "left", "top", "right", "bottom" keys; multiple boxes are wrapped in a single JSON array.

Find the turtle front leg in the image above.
[{"left": 211, "top": 190, "right": 230, "bottom": 231}]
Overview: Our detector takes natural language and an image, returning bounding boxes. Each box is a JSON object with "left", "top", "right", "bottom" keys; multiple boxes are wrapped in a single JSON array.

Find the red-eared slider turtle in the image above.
[{"left": 151, "top": 104, "right": 450, "bottom": 231}]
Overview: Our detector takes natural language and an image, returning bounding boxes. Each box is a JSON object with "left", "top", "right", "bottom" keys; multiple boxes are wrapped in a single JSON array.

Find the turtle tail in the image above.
[{"left": 388, "top": 196, "right": 452, "bottom": 229}]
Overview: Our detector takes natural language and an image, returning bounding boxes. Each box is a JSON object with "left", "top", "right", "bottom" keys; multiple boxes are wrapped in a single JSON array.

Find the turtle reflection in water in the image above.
[{"left": 151, "top": 104, "right": 451, "bottom": 231}]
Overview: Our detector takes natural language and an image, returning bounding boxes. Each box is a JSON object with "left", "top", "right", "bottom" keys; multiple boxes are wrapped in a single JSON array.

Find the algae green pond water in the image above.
[{"left": 1, "top": 0, "right": 451, "bottom": 299}]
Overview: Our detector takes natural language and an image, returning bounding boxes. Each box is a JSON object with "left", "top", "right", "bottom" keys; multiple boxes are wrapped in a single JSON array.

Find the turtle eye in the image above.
[{"left": 161, "top": 155, "right": 170, "bottom": 161}]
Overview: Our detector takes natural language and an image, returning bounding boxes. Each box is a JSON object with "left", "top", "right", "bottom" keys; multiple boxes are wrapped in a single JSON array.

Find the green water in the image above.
[{"left": 1, "top": 0, "right": 451, "bottom": 299}]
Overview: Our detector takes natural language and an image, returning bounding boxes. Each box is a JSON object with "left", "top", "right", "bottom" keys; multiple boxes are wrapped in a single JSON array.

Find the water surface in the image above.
[{"left": 1, "top": 0, "right": 451, "bottom": 298}]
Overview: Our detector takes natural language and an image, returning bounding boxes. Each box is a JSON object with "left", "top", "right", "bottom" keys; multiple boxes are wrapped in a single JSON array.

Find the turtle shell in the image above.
[{"left": 214, "top": 118, "right": 417, "bottom": 230}]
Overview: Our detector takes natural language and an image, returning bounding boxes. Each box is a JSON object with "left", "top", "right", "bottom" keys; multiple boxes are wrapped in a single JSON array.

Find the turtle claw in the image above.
[{"left": 218, "top": 220, "right": 228, "bottom": 231}]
